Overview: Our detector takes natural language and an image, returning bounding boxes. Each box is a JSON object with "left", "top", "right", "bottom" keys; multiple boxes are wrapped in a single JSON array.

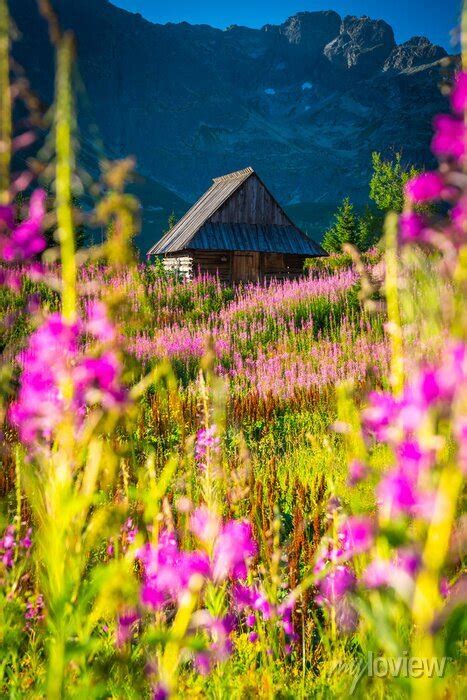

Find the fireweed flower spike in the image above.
[
  {"left": 0, "top": 189, "right": 47, "bottom": 262},
  {"left": 432, "top": 114, "right": 466, "bottom": 164},
  {"left": 398, "top": 211, "right": 427, "bottom": 243},
  {"left": 0, "top": 525, "right": 16, "bottom": 568},
  {"left": 136, "top": 531, "right": 210, "bottom": 610},
  {"left": 339, "top": 516, "right": 374, "bottom": 556},
  {"left": 194, "top": 426, "right": 220, "bottom": 471},
  {"left": 9, "top": 311, "right": 128, "bottom": 448},
  {"left": 24, "top": 594, "right": 45, "bottom": 630},
  {"left": 116, "top": 609, "right": 140, "bottom": 648},
  {"left": 404, "top": 171, "right": 445, "bottom": 204},
  {"left": 212, "top": 519, "right": 257, "bottom": 582},
  {"left": 189, "top": 506, "right": 221, "bottom": 546}
]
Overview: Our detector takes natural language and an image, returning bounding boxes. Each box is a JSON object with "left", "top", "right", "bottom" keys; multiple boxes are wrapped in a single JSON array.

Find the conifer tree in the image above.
[{"left": 322, "top": 197, "right": 359, "bottom": 253}]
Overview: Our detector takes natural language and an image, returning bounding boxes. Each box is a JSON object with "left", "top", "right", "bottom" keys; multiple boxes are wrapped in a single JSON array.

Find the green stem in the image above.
[
  {"left": 160, "top": 576, "right": 203, "bottom": 695},
  {"left": 55, "top": 32, "right": 76, "bottom": 322},
  {"left": 411, "top": 463, "right": 463, "bottom": 699},
  {"left": 462, "top": 1, "right": 467, "bottom": 70},
  {"left": 15, "top": 446, "right": 21, "bottom": 529},
  {"left": 0, "top": 0, "right": 11, "bottom": 204},
  {"left": 47, "top": 629, "right": 65, "bottom": 700},
  {"left": 384, "top": 212, "right": 404, "bottom": 396}
]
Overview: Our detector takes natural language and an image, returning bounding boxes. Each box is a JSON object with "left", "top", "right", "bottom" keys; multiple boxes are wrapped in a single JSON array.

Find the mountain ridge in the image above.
[{"left": 10, "top": 0, "right": 454, "bottom": 249}]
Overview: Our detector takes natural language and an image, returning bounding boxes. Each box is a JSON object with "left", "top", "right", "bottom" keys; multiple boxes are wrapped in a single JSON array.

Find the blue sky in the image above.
[{"left": 112, "top": 1, "right": 459, "bottom": 51}]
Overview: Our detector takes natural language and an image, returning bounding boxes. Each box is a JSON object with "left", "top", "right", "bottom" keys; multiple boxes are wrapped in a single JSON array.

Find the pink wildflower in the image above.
[
  {"left": 116, "top": 609, "right": 139, "bottom": 647},
  {"left": 73, "top": 352, "right": 127, "bottom": 408},
  {"left": 316, "top": 565, "right": 356, "bottom": 604},
  {"left": 432, "top": 114, "right": 466, "bottom": 163},
  {"left": 1, "top": 190, "right": 47, "bottom": 262},
  {"left": 86, "top": 301, "right": 116, "bottom": 343},
  {"left": 20, "top": 528, "right": 32, "bottom": 549},
  {"left": 212, "top": 519, "right": 257, "bottom": 581},
  {"left": 362, "top": 550, "right": 420, "bottom": 598},
  {"left": 9, "top": 313, "right": 127, "bottom": 447},
  {"left": 152, "top": 685, "right": 169, "bottom": 700},
  {"left": 376, "top": 468, "right": 418, "bottom": 516},
  {"left": 192, "top": 612, "right": 234, "bottom": 673},
  {"left": 190, "top": 506, "right": 221, "bottom": 545},
  {"left": 339, "top": 516, "right": 374, "bottom": 556},
  {"left": 361, "top": 559, "right": 393, "bottom": 588},
  {"left": 137, "top": 531, "right": 210, "bottom": 610},
  {"left": 347, "top": 459, "right": 368, "bottom": 485},
  {"left": 0, "top": 525, "right": 16, "bottom": 568},
  {"left": 405, "top": 172, "right": 444, "bottom": 203},
  {"left": 362, "top": 391, "right": 399, "bottom": 441},
  {"left": 24, "top": 594, "right": 45, "bottom": 629},
  {"left": 194, "top": 425, "right": 220, "bottom": 469},
  {"left": 399, "top": 212, "right": 426, "bottom": 243}
]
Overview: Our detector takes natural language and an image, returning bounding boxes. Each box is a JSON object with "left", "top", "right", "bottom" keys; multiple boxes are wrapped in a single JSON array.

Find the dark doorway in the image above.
[{"left": 232, "top": 251, "right": 260, "bottom": 283}]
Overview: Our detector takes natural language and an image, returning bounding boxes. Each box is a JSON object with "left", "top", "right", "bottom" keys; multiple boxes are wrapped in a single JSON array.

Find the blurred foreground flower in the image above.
[{"left": 9, "top": 309, "right": 128, "bottom": 448}]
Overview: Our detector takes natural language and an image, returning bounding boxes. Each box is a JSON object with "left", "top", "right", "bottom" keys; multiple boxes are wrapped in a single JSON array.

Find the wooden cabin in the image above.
[{"left": 147, "top": 167, "right": 326, "bottom": 284}]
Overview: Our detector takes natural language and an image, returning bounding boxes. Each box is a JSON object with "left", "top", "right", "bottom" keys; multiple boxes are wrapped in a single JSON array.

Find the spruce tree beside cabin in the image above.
[{"left": 322, "top": 197, "right": 360, "bottom": 253}]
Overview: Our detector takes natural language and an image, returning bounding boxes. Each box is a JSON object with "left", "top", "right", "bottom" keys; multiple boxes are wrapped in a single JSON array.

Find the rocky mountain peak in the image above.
[
  {"left": 268, "top": 10, "right": 342, "bottom": 51},
  {"left": 383, "top": 35, "right": 448, "bottom": 73},
  {"left": 324, "top": 14, "right": 396, "bottom": 74}
]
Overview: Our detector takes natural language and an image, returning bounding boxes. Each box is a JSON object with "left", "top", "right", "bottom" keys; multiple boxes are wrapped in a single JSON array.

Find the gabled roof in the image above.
[
  {"left": 147, "top": 167, "right": 325, "bottom": 257},
  {"left": 189, "top": 223, "right": 324, "bottom": 256},
  {"left": 147, "top": 167, "right": 254, "bottom": 255}
]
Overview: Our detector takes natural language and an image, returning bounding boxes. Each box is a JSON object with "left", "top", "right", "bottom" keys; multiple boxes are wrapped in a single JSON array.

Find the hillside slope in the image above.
[{"left": 11, "top": 0, "right": 453, "bottom": 249}]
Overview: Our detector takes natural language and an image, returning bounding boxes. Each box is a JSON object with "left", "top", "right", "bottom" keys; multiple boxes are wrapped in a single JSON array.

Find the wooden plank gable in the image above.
[{"left": 209, "top": 173, "right": 289, "bottom": 226}]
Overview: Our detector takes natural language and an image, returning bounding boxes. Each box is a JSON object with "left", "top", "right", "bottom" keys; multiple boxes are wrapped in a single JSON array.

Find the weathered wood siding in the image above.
[
  {"left": 261, "top": 253, "right": 307, "bottom": 281},
  {"left": 191, "top": 250, "right": 233, "bottom": 284},
  {"left": 162, "top": 251, "right": 307, "bottom": 284},
  {"left": 210, "top": 175, "right": 289, "bottom": 226}
]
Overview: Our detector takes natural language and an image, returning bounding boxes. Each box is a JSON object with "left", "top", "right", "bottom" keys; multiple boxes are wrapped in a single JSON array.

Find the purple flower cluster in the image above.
[
  {"left": 130, "top": 514, "right": 261, "bottom": 674},
  {"left": 107, "top": 517, "right": 139, "bottom": 558},
  {"left": 25, "top": 594, "right": 45, "bottom": 629},
  {"left": 364, "top": 342, "right": 466, "bottom": 519},
  {"left": 313, "top": 516, "right": 373, "bottom": 633},
  {"left": 136, "top": 516, "right": 257, "bottom": 610},
  {"left": 137, "top": 531, "right": 210, "bottom": 610},
  {"left": 400, "top": 70, "right": 467, "bottom": 244},
  {"left": 191, "top": 611, "right": 235, "bottom": 674},
  {"left": 0, "top": 524, "right": 32, "bottom": 568},
  {"left": 9, "top": 306, "right": 127, "bottom": 447},
  {"left": 233, "top": 583, "right": 296, "bottom": 646},
  {"left": 362, "top": 549, "right": 421, "bottom": 600},
  {"left": 319, "top": 340, "right": 466, "bottom": 612},
  {"left": 0, "top": 190, "right": 47, "bottom": 263},
  {"left": 194, "top": 427, "right": 220, "bottom": 471},
  {"left": 314, "top": 544, "right": 358, "bottom": 634},
  {"left": 116, "top": 608, "right": 139, "bottom": 648}
]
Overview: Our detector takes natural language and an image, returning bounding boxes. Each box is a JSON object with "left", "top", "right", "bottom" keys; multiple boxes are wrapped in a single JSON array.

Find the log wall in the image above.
[
  {"left": 162, "top": 255, "right": 193, "bottom": 278},
  {"left": 161, "top": 251, "right": 307, "bottom": 284}
]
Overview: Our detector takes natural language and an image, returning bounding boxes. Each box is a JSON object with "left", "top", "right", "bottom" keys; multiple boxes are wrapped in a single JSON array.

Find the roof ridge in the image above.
[{"left": 212, "top": 166, "right": 254, "bottom": 183}]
